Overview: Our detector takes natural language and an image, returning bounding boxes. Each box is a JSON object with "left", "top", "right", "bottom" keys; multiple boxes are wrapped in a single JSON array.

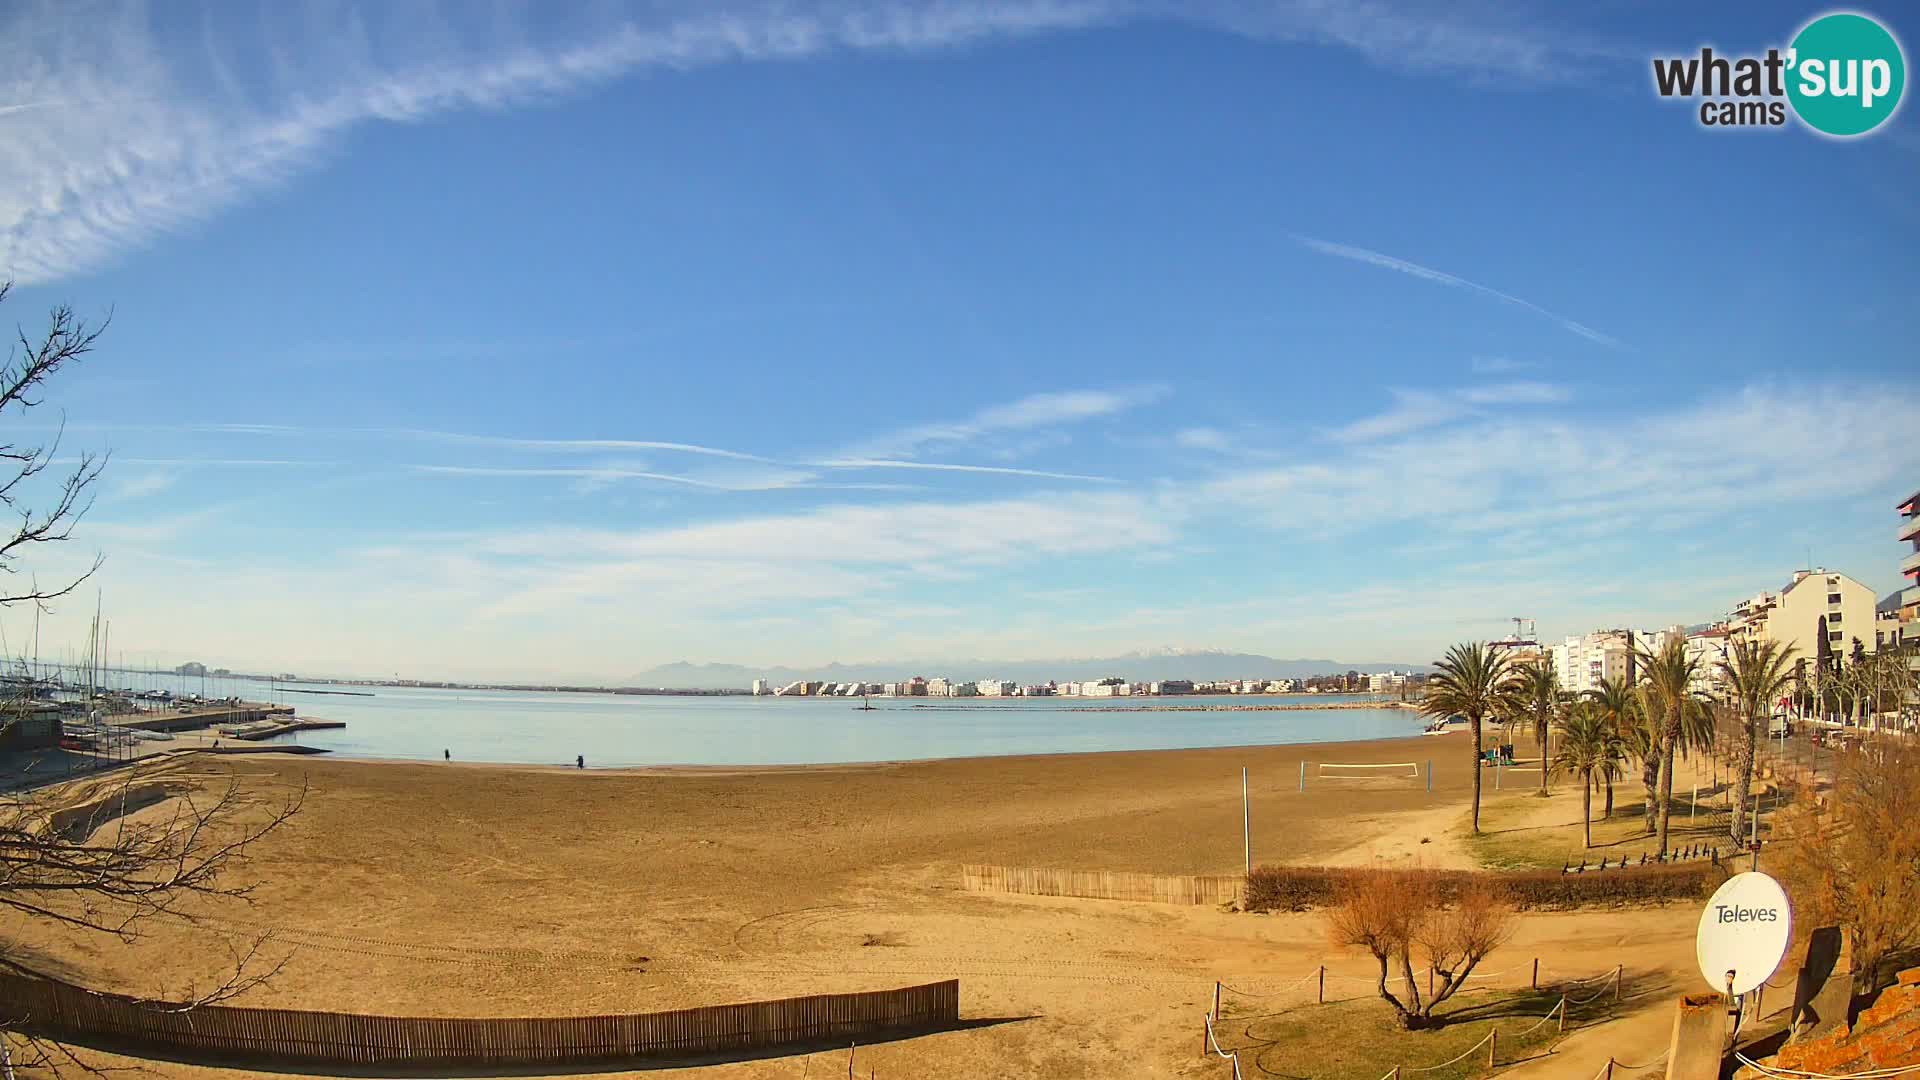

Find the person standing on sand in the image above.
[
  {"left": 443, "top": 748, "right": 450, "bottom": 762},
  {"left": 576, "top": 754, "right": 584, "bottom": 769}
]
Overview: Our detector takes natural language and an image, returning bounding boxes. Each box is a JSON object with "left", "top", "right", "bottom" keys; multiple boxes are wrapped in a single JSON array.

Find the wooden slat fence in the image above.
[
  {"left": 962, "top": 863, "right": 1242, "bottom": 905},
  {"left": 0, "top": 971, "right": 957, "bottom": 1068}
]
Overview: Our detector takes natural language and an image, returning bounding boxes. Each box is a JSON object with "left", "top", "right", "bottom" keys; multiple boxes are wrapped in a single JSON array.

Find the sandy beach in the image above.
[{"left": 6, "top": 731, "right": 1726, "bottom": 1079}]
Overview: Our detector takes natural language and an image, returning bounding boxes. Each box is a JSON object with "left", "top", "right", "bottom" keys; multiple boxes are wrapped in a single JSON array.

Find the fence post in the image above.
[
  {"left": 1299, "top": 760, "right": 1306, "bottom": 792},
  {"left": 1614, "top": 964, "right": 1622, "bottom": 1004},
  {"left": 1488, "top": 1028, "right": 1497, "bottom": 1067},
  {"left": 1318, "top": 965, "right": 1325, "bottom": 1005},
  {"left": 848, "top": 1043, "right": 855, "bottom": 1080},
  {"left": 1604, "top": 1059, "right": 1614, "bottom": 1079},
  {"left": 1428, "top": 967, "right": 1434, "bottom": 1000},
  {"left": 1212, "top": 982, "right": 1221, "bottom": 1021},
  {"left": 1531, "top": 957, "right": 1538, "bottom": 989},
  {"left": 1557, "top": 996, "right": 1566, "bottom": 1033}
]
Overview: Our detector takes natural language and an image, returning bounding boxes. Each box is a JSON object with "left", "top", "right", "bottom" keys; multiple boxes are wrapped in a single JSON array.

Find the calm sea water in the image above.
[{"left": 67, "top": 669, "right": 1421, "bottom": 767}]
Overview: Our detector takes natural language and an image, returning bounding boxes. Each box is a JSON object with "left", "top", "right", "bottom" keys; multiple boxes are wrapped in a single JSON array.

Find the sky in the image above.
[{"left": 1, "top": 0, "right": 1916, "bottom": 683}]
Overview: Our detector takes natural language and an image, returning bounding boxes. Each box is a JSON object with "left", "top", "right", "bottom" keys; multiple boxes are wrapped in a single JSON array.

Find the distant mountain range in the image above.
[{"left": 625, "top": 648, "right": 1432, "bottom": 690}]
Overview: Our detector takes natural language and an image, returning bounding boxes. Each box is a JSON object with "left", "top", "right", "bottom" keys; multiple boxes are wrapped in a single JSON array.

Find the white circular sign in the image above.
[{"left": 1696, "top": 871, "right": 1793, "bottom": 996}]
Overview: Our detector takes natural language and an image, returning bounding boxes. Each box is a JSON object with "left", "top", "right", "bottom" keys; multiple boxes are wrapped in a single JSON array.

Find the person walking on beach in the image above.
[
  {"left": 444, "top": 748, "right": 450, "bottom": 762},
  {"left": 576, "top": 754, "right": 584, "bottom": 770}
]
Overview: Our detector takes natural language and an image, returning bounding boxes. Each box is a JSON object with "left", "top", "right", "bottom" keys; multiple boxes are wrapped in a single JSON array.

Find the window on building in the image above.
[
  {"left": 1829, "top": 630, "right": 1843, "bottom": 642},
  {"left": 1828, "top": 593, "right": 1842, "bottom": 605}
]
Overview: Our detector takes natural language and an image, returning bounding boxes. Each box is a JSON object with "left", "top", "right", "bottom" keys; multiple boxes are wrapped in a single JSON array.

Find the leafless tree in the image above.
[
  {"left": 0, "top": 283, "right": 109, "bottom": 610},
  {"left": 0, "top": 284, "right": 304, "bottom": 1074},
  {"left": 1775, "top": 739, "right": 1920, "bottom": 998},
  {"left": 1325, "top": 869, "right": 1516, "bottom": 1030}
]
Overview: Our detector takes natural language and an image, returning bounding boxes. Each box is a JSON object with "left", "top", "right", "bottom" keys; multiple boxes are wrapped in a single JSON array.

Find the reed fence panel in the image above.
[
  {"left": 0, "top": 971, "right": 958, "bottom": 1068},
  {"left": 962, "top": 863, "right": 1242, "bottom": 905}
]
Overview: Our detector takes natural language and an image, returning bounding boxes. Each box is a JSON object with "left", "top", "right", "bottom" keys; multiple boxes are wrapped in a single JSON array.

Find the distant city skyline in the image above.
[{"left": 1, "top": 1, "right": 1916, "bottom": 682}]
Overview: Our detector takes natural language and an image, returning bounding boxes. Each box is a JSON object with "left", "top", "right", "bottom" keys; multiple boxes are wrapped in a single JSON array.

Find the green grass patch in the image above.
[
  {"left": 1462, "top": 785, "right": 1735, "bottom": 872},
  {"left": 1213, "top": 986, "right": 1594, "bottom": 1079}
]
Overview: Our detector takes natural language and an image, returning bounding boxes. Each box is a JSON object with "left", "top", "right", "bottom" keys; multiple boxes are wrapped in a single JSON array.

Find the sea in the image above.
[{"left": 51, "top": 668, "right": 1424, "bottom": 767}]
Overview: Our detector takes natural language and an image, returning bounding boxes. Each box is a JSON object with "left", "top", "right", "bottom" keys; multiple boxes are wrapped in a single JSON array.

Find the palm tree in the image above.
[
  {"left": 1587, "top": 676, "right": 1638, "bottom": 818},
  {"left": 1619, "top": 685, "right": 1663, "bottom": 835},
  {"left": 1421, "top": 642, "right": 1519, "bottom": 835},
  {"left": 1512, "top": 658, "right": 1562, "bottom": 798},
  {"left": 1718, "top": 639, "right": 1798, "bottom": 849},
  {"left": 1552, "top": 701, "right": 1623, "bottom": 849},
  {"left": 1635, "top": 636, "right": 1704, "bottom": 856}
]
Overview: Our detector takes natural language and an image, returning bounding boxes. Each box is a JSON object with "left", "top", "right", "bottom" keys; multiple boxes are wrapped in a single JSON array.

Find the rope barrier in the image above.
[
  {"left": 1565, "top": 968, "right": 1624, "bottom": 1007},
  {"left": 1217, "top": 970, "right": 1321, "bottom": 1000},
  {"left": 1509, "top": 997, "right": 1566, "bottom": 1037},
  {"left": 1735, "top": 1052, "right": 1920, "bottom": 1079},
  {"left": 1402, "top": 1030, "right": 1494, "bottom": 1073},
  {"left": 1202, "top": 1012, "right": 1247, "bottom": 1080}
]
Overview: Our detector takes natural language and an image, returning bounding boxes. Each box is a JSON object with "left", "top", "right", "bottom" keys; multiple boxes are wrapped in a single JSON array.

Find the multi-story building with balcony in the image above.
[
  {"left": 1900, "top": 489, "right": 1920, "bottom": 684},
  {"left": 1727, "top": 568, "right": 1877, "bottom": 665}
]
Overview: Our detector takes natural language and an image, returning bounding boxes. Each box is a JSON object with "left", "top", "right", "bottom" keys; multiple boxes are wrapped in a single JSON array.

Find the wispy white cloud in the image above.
[
  {"left": 1173, "top": 427, "right": 1231, "bottom": 452},
  {"left": 0, "top": 3, "right": 1623, "bottom": 285},
  {"left": 0, "top": 1, "right": 1118, "bottom": 284},
  {"left": 109, "top": 470, "right": 177, "bottom": 500},
  {"left": 1470, "top": 356, "right": 1534, "bottom": 375},
  {"left": 1220, "top": 382, "right": 1920, "bottom": 541},
  {"left": 846, "top": 386, "right": 1166, "bottom": 460},
  {"left": 812, "top": 458, "right": 1117, "bottom": 482},
  {"left": 1328, "top": 381, "right": 1569, "bottom": 442},
  {"left": 1296, "top": 237, "right": 1623, "bottom": 347}
]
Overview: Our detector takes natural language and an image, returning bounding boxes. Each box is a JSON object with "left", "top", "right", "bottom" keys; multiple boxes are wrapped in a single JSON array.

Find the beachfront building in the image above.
[
  {"left": 977, "top": 680, "right": 1014, "bottom": 697},
  {"left": 1083, "top": 677, "right": 1130, "bottom": 697},
  {"left": 1728, "top": 568, "right": 1878, "bottom": 662},
  {"left": 751, "top": 679, "right": 767, "bottom": 696},
  {"left": 926, "top": 677, "right": 951, "bottom": 697},
  {"left": 1900, "top": 489, "right": 1920, "bottom": 697},
  {"left": 1367, "top": 671, "right": 1409, "bottom": 693},
  {"left": 1685, "top": 625, "right": 1733, "bottom": 693}
]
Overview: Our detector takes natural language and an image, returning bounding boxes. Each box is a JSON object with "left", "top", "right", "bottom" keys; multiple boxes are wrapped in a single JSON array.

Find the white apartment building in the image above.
[
  {"left": 1083, "top": 677, "right": 1130, "bottom": 697},
  {"left": 977, "top": 680, "right": 1014, "bottom": 698},
  {"left": 1367, "top": 671, "right": 1409, "bottom": 693},
  {"left": 1729, "top": 568, "right": 1877, "bottom": 663},
  {"left": 751, "top": 679, "right": 767, "bottom": 696},
  {"left": 926, "top": 677, "right": 950, "bottom": 697},
  {"left": 1547, "top": 628, "right": 1682, "bottom": 697}
]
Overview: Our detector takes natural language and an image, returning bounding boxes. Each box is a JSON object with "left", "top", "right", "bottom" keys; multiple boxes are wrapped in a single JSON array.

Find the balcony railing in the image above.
[{"left": 1901, "top": 515, "right": 1920, "bottom": 543}]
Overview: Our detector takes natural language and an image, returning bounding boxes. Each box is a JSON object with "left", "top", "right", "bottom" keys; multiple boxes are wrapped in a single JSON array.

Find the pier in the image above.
[
  {"left": 216, "top": 717, "right": 347, "bottom": 741},
  {"left": 116, "top": 703, "right": 294, "bottom": 733}
]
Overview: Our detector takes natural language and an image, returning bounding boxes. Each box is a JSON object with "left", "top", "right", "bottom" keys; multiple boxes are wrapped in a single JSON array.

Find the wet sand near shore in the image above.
[{"left": 5, "top": 732, "right": 1708, "bottom": 1079}]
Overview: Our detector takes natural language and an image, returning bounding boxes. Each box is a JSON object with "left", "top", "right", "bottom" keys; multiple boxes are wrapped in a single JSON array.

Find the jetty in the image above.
[
  {"left": 216, "top": 717, "right": 346, "bottom": 741},
  {"left": 117, "top": 703, "right": 294, "bottom": 733}
]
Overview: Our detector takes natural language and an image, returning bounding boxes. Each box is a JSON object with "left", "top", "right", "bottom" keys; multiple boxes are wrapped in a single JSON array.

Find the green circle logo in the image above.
[{"left": 1787, "top": 12, "right": 1906, "bottom": 137}]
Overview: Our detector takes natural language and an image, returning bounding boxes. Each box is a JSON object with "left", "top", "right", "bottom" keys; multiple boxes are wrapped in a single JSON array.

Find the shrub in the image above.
[
  {"left": 1327, "top": 869, "right": 1515, "bottom": 1029},
  {"left": 1245, "top": 860, "right": 1720, "bottom": 913}
]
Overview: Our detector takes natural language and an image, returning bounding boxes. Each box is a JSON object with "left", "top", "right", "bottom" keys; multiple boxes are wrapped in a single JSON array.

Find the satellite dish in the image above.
[{"left": 1696, "top": 871, "right": 1793, "bottom": 996}]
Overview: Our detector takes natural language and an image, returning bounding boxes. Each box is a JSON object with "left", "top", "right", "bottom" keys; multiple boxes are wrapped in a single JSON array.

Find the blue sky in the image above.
[{"left": 1, "top": 1, "right": 1916, "bottom": 681}]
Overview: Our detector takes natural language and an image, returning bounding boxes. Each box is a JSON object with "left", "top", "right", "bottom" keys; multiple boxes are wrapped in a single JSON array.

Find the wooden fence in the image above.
[
  {"left": 0, "top": 971, "right": 958, "bottom": 1069},
  {"left": 962, "top": 863, "right": 1242, "bottom": 906}
]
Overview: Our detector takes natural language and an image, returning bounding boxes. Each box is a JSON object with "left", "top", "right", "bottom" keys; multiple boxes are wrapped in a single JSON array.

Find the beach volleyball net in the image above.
[{"left": 1316, "top": 762, "right": 1421, "bottom": 781}]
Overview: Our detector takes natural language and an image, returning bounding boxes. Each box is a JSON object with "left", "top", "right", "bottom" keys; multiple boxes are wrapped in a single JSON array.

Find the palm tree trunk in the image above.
[
  {"left": 1643, "top": 758, "right": 1658, "bottom": 834},
  {"left": 1733, "top": 716, "right": 1757, "bottom": 849},
  {"left": 1657, "top": 723, "right": 1677, "bottom": 855},
  {"left": 1470, "top": 715, "right": 1483, "bottom": 834},
  {"left": 1582, "top": 775, "right": 1593, "bottom": 848},
  {"left": 1603, "top": 773, "right": 1614, "bottom": 818},
  {"left": 1538, "top": 722, "right": 1548, "bottom": 797}
]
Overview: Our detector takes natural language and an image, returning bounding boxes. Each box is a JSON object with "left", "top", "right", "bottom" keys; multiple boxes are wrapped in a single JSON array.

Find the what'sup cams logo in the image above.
[{"left": 1652, "top": 10, "right": 1906, "bottom": 137}]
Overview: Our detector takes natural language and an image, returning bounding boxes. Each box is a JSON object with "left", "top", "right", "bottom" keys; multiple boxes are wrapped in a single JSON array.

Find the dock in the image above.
[
  {"left": 117, "top": 704, "right": 294, "bottom": 733},
  {"left": 216, "top": 717, "right": 346, "bottom": 741}
]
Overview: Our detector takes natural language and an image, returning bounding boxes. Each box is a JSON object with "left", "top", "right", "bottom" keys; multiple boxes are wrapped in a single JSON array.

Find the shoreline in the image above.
[{"left": 263, "top": 725, "right": 1460, "bottom": 777}]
